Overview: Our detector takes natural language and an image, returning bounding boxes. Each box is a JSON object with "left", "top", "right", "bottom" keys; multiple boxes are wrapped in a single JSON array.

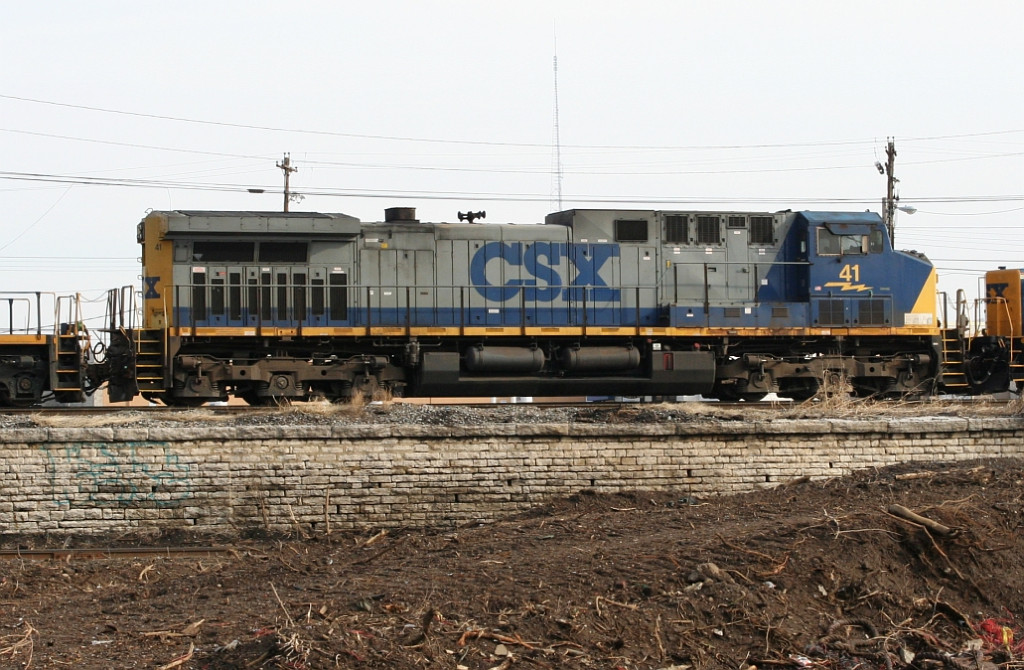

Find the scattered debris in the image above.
[{"left": 2, "top": 458, "right": 1024, "bottom": 668}]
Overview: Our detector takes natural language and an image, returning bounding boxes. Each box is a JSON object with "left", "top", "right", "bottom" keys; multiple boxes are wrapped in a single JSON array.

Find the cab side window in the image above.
[
  {"left": 818, "top": 229, "right": 871, "bottom": 256},
  {"left": 817, "top": 228, "right": 842, "bottom": 255},
  {"left": 869, "top": 229, "right": 885, "bottom": 253}
]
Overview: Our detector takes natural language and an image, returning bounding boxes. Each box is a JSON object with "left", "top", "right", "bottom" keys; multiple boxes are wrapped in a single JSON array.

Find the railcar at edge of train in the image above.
[{"left": 0, "top": 292, "right": 93, "bottom": 407}]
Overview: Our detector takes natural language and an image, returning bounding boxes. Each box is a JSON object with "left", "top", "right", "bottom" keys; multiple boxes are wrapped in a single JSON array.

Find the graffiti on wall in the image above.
[{"left": 42, "top": 442, "right": 192, "bottom": 507}]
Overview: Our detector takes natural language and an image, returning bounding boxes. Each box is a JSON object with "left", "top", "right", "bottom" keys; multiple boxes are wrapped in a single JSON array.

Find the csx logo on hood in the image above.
[
  {"left": 469, "top": 241, "right": 620, "bottom": 302},
  {"left": 987, "top": 283, "right": 1010, "bottom": 298}
]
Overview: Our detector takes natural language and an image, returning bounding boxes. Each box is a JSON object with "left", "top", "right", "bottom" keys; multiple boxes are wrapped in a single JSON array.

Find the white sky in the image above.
[{"left": 2, "top": 1, "right": 1022, "bottom": 329}]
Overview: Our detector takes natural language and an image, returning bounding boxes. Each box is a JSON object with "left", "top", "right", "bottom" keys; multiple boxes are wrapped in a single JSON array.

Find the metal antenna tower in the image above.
[{"left": 552, "top": 44, "right": 563, "bottom": 210}]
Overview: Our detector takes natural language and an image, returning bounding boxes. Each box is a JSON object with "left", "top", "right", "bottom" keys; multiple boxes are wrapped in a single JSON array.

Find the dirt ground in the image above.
[{"left": 2, "top": 457, "right": 1024, "bottom": 670}]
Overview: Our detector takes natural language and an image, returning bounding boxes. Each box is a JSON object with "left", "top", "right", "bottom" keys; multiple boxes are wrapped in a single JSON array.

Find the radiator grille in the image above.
[
  {"left": 858, "top": 299, "right": 887, "bottom": 325},
  {"left": 817, "top": 300, "right": 846, "bottom": 325}
]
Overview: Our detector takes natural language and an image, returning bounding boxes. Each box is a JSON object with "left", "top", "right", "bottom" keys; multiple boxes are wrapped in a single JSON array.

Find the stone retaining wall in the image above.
[{"left": 2, "top": 417, "right": 1023, "bottom": 536}]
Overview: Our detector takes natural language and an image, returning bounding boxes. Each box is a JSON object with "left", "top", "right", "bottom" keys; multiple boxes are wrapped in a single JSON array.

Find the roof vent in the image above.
[{"left": 385, "top": 207, "right": 418, "bottom": 223}]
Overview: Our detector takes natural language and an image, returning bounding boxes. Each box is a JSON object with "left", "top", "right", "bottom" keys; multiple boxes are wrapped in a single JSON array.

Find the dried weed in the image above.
[{"left": 30, "top": 409, "right": 232, "bottom": 428}]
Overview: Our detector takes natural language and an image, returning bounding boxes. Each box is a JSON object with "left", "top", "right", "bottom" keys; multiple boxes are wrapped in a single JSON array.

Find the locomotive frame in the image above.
[{"left": 1, "top": 206, "right": 1021, "bottom": 407}]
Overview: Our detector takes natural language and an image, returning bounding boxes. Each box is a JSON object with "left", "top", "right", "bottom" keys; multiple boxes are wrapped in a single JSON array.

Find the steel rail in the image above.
[{"left": 0, "top": 546, "right": 232, "bottom": 561}]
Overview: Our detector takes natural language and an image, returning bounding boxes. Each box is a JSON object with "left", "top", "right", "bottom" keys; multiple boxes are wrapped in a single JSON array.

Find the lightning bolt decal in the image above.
[{"left": 824, "top": 281, "right": 873, "bottom": 293}]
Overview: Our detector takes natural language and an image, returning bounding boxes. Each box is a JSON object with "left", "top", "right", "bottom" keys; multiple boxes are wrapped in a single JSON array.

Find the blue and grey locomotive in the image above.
[{"left": 101, "top": 205, "right": 952, "bottom": 405}]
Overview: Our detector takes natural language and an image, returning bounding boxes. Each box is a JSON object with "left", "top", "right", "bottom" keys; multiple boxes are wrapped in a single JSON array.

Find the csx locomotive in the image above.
[{"left": 1, "top": 206, "right": 1021, "bottom": 406}]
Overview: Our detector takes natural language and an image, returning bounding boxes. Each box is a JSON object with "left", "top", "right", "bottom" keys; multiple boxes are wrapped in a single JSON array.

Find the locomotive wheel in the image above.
[
  {"left": 777, "top": 379, "right": 820, "bottom": 401},
  {"left": 54, "top": 390, "right": 87, "bottom": 404},
  {"left": 851, "top": 380, "right": 886, "bottom": 398},
  {"left": 0, "top": 392, "right": 37, "bottom": 408},
  {"left": 240, "top": 393, "right": 290, "bottom": 407},
  {"left": 1, "top": 377, "right": 42, "bottom": 407},
  {"left": 711, "top": 380, "right": 767, "bottom": 402},
  {"left": 820, "top": 371, "right": 852, "bottom": 398},
  {"left": 162, "top": 396, "right": 208, "bottom": 408}
]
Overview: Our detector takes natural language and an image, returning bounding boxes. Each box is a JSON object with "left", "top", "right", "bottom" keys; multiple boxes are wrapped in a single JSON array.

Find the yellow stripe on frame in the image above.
[
  {"left": 0, "top": 334, "right": 47, "bottom": 345},
  {"left": 461, "top": 327, "right": 524, "bottom": 336},
  {"left": 524, "top": 327, "right": 583, "bottom": 336},
  {"left": 585, "top": 327, "right": 637, "bottom": 336}
]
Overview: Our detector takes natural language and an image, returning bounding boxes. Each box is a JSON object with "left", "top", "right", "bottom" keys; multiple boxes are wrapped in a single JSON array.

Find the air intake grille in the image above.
[
  {"left": 817, "top": 300, "right": 846, "bottom": 325},
  {"left": 750, "top": 216, "right": 774, "bottom": 244},
  {"left": 696, "top": 216, "right": 721, "bottom": 245},
  {"left": 858, "top": 299, "right": 887, "bottom": 325}
]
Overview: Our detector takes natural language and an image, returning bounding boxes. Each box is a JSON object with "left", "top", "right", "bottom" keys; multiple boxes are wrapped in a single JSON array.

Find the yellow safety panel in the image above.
[
  {"left": 986, "top": 268, "right": 1023, "bottom": 338},
  {"left": 524, "top": 327, "right": 583, "bottom": 336},
  {"left": 461, "top": 327, "right": 525, "bottom": 337},
  {"left": 585, "top": 327, "right": 636, "bottom": 336},
  {"left": 409, "top": 327, "right": 462, "bottom": 336},
  {"left": 0, "top": 334, "right": 46, "bottom": 345},
  {"left": 141, "top": 212, "right": 174, "bottom": 330}
]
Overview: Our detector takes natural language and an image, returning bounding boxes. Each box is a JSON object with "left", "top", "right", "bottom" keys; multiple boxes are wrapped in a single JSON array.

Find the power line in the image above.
[
  {"left": 0, "top": 128, "right": 269, "bottom": 161},
  {"left": 8, "top": 92, "right": 1023, "bottom": 151},
  {"left": 5, "top": 127, "right": 1023, "bottom": 178},
  {"left": 0, "top": 185, "right": 73, "bottom": 253},
  {"left": 4, "top": 170, "right": 1024, "bottom": 206}
]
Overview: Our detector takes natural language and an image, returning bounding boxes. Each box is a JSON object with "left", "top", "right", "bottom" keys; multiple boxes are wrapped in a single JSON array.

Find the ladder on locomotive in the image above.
[
  {"left": 937, "top": 290, "right": 970, "bottom": 392},
  {"left": 106, "top": 286, "right": 167, "bottom": 399},
  {"left": 984, "top": 292, "right": 1024, "bottom": 393},
  {"left": 134, "top": 327, "right": 167, "bottom": 396},
  {"left": 129, "top": 289, "right": 167, "bottom": 397},
  {"left": 52, "top": 294, "right": 88, "bottom": 402},
  {"left": 995, "top": 294, "right": 1024, "bottom": 391},
  {"left": 1012, "top": 340, "right": 1024, "bottom": 392}
]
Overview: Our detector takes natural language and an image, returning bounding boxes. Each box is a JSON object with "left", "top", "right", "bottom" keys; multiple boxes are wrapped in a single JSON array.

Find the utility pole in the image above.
[
  {"left": 881, "top": 138, "right": 898, "bottom": 245},
  {"left": 277, "top": 153, "right": 297, "bottom": 212}
]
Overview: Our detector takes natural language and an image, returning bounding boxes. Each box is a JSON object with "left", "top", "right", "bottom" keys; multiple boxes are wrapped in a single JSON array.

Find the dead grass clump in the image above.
[
  {"left": 779, "top": 393, "right": 862, "bottom": 419},
  {"left": 148, "top": 409, "right": 234, "bottom": 424},
  {"left": 647, "top": 401, "right": 749, "bottom": 419},
  {"left": 778, "top": 392, "right": 1024, "bottom": 420},
  {"left": 285, "top": 387, "right": 395, "bottom": 418},
  {"left": 0, "top": 621, "right": 36, "bottom": 668},
  {"left": 1008, "top": 395, "right": 1024, "bottom": 415},
  {"left": 31, "top": 412, "right": 139, "bottom": 428},
  {"left": 31, "top": 409, "right": 233, "bottom": 428},
  {"left": 371, "top": 386, "right": 395, "bottom": 406},
  {"left": 281, "top": 398, "right": 350, "bottom": 418}
]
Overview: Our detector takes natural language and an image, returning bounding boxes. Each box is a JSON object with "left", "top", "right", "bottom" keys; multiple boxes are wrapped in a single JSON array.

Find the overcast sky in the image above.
[{"left": 2, "top": 1, "right": 1022, "bottom": 328}]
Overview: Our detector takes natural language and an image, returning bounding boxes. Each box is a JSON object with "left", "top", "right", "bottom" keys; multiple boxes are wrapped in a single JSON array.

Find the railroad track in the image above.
[
  {"left": 0, "top": 546, "right": 233, "bottom": 561},
  {"left": 0, "top": 395, "right": 1014, "bottom": 416}
]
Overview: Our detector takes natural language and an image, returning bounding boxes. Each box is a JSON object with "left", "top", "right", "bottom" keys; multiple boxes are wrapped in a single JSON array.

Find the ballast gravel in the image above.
[{"left": 2, "top": 396, "right": 1019, "bottom": 431}]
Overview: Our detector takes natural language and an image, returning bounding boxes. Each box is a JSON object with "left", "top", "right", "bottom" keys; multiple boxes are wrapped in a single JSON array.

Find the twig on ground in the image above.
[
  {"left": 271, "top": 582, "right": 295, "bottom": 627},
  {"left": 156, "top": 642, "right": 194, "bottom": 670},
  {"left": 141, "top": 619, "right": 204, "bottom": 639},
  {"left": 363, "top": 529, "right": 388, "bottom": 547},
  {"left": 718, "top": 535, "right": 778, "bottom": 563},
  {"left": 0, "top": 621, "right": 36, "bottom": 669},
  {"left": 457, "top": 629, "right": 538, "bottom": 650},
  {"left": 595, "top": 595, "right": 639, "bottom": 616},
  {"left": 887, "top": 505, "right": 958, "bottom": 537}
]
